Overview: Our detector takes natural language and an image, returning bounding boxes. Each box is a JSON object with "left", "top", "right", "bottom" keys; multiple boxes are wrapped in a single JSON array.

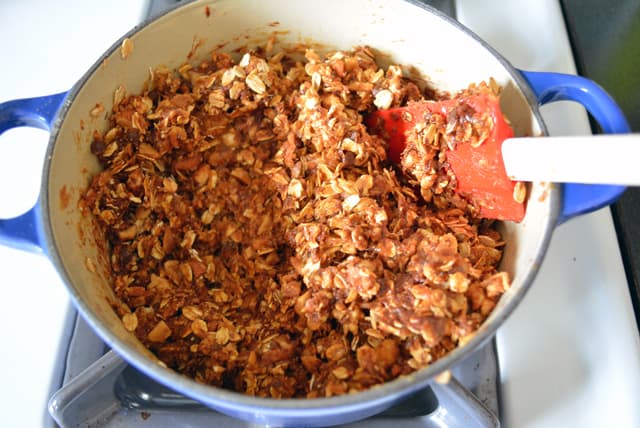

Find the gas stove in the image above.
[{"left": 0, "top": 1, "right": 639, "bottom": 427}]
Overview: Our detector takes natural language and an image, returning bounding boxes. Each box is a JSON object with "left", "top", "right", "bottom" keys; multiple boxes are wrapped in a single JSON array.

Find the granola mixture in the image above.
[{"left": 80, "top": 45, "right": 509, "bottom": 398}]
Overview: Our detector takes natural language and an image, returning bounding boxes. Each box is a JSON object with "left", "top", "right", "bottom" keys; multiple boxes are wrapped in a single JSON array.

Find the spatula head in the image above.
[{"left": 366, "top": 93, "right": 525, "bottom": 222}]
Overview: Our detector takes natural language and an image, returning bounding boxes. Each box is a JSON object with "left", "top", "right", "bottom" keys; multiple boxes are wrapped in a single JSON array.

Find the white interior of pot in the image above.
[{"left": 44, "top": 0, "right": 558, "bottom": 409}]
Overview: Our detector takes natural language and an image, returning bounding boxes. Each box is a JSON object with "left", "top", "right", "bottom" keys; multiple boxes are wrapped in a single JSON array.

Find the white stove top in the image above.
[{"left": 0, "top": 1, "right": 638, "bottom": 427}]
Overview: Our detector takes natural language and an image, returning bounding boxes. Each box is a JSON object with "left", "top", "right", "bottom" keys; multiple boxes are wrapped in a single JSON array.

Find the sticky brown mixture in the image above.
[
  {"left": 400, "top": 81, "right": 500, "bottom": 208},
  {"left": 80, "top": 46, "right": 509, "bottom": 398}
]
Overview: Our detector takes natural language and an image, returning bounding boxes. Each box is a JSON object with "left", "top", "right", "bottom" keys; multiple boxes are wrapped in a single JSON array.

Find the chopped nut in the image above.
[
  {"left": 342, "top": 194, "right": 360, "bottom": 212},
  {"left": 373, "top": 89, "right": 393, "bottom": 109},
  {"left": 150, "top": 244, "right": 165, "bottom": 260},
  {"left": 208, "top": 89, "right": 226, "bottom": 109},
  {"left": 287, "top": 179, "right": 304, "bottom": 199},
  {"left": 448, "top": 271, "right": 470, "bottom": 293},
  {"left": 147, "top": 320, "right": 172, "bottom": 342}
]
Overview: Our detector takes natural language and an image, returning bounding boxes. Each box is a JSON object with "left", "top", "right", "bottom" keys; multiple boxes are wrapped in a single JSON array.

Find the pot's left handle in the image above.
[{"left": 0, "top": 92, "right": 67, "bottom": 253}]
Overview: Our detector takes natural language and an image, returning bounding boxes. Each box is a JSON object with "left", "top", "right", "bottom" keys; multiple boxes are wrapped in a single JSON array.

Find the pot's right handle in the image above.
[
  {"left": 0, "top": 92, "right": 67, "bottom": 253},
  {"left": 519, "top": 70, "right": 631, "bottom": 224}
]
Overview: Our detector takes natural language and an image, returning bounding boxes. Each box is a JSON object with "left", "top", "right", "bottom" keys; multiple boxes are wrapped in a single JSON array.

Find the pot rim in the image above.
[{"left": 39, "top": 0, "right": 560, "bottom": 414}]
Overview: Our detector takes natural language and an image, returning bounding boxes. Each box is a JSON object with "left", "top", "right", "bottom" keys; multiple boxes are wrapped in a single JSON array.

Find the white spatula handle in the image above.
[{"left": 501, "top": 134, "right": 640, "bottom": 185}]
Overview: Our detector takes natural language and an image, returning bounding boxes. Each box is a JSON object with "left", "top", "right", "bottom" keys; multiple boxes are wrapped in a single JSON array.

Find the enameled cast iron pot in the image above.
[{"left": 0, "top": 1, "right": 630, "bottom": 426}]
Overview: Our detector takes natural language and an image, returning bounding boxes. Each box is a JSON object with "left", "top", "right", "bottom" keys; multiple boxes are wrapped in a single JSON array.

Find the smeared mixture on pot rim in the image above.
[{"left": 80, "top": 45, "right": 510, "bottom": 398}]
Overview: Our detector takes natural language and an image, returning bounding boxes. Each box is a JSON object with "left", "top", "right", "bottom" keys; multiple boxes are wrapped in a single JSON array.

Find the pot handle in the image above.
[
  {"left": 428, "top": 375, "right": 499, "bottom": 427},
  {"left": 518, "top": 70, "right": 631, "bottom": 224},
  {"left": 0, "top": 92, "right": 67, "bottom": 252}
]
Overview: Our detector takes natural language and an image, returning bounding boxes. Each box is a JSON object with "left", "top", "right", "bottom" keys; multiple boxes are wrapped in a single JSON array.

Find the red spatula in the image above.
[{"left": 365, "top": 92, "right": 525, "bottom": 222}]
